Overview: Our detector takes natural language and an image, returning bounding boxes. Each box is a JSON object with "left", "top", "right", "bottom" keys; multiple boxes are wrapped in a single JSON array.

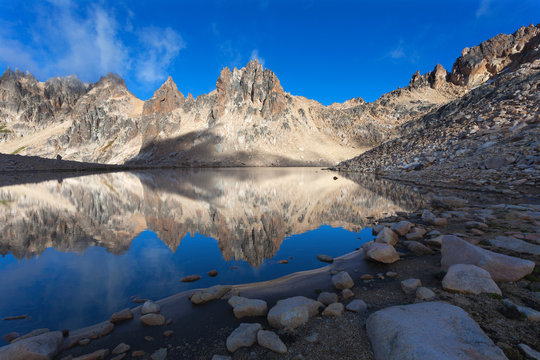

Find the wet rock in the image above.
[
  {"left": 346, "top": 299, "right": 367, "bottom": 313},
  {"left": 518, "top": 344, "right": 540, "bottom": 359},
  {"left": 0, "top": 331, "right": 63, "bottom": 360},
  {"left": 442, "top": 264, "right": 501, "bottom": 295},
  {"left": 322, "top": 302, "right": 344, "bottom": 316},
  {"left": 140, "top": 314, "right": 165, "bottom": 326},
  {"left": 503, "top": 299, "right": 540, "bottom": 321},
  {"left": 73, "top": 349, "right": 109, "bottom": 360},
  {"left": 190, "top": 285, "right": 232, "bottom": 305},
  {"left": 376, "top": 227, "right": 398, "bottom": 246},
  {"left": 226, "top": 323, "right": 262, "bottom": 352},
  {"left": 332, "top": 271, "right": 354, "bottom": 290},
  {"left": 110, "top": 308, "right": 133, "bottom": 324},
  {"left": 141, "top": 301, "right": 161, "bottom": 315},
  {"left": 362, "top": 241, "right": 400, "bottom": 263},
  {"left": 227, "top": 296, "right": 268, "bottom": 318},
  {"left": 207, "top": 270, "right": 218, "bottom": 277},
  {"left": 401, "top": 278, "right": 421, "bottom": 294},
  {"left": 267, "top": 296, "right": 322, "bottom": 329},
  {"left": 317, "top": 292, "right": 338, "bottom": 305},
  {"left": 3, "top": 332, "right": 19, "bottom": 342},
  {"left": 416, "top": 287, "right": 436, "bottom": 301},
  {"left": 257, "top": 330, "right": 287, "bottom": 354},
  {"left": 150, "top": 348, "right": 167, "bottom": 360},
  {"left": 316, "top": 254, "right": 334, "bottom": 263},
  {"left": 181, "top": 274, "right": 201, "bottom": 282},
  {"left": 342, "top": 289, "right": 354, "bottom": 299},
  {"left": 441, "top": 235, "right": 535, "bottom": 281},
  {"left": 112, "top": 343, "right": 130, "bottom": 354},
  {"left": 391, "top": 221, "right": 414, "bottom": 236},
  {"left": 367, "top": 302, "right": 507, "bottom": 360}
]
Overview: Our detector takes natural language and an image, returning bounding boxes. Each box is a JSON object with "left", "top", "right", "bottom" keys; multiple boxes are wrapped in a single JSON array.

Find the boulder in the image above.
[
  {"left": 226, "top": 323, "right": 262, "bottom": 352},
  {"left": 141, "top": 301, "right": 160, "bottom": 315},
  {"left": 0, "top": 331, "right": 63, "bottom": 360},
  {"left": 267, "top": 296, "right": 322, "bottom": 329},
  {"left": 362, "top": 241, "right": 400, "bottom": 263},
  {"left": 317, "top": 292, "right": 338, "bottom": 305},
  {"left": 401, "top": 279, "right": 421, "bottom": 294},
  {"left": 257, "top": 330, "right": 287, "bottom": 354},
  {"left": 346, "top": 299, "right": 367, "bottom": 313},
  {"left": 322, "top": 302, "right": 344, "bottom": 316},
  {"left": 441, "top": 235, "right": 535, "bottom": 281},
  {"left": 376, "top": 227, "right": 398, "bottom": 245},
  {"left": 391, "top": 221, "right": 414, "bottom": 236},
  {"left": 189, "top": 285, "right": 232, "bottom": 305},
  {"left": 227, "top": 296, "right": 268, "bottom": 318},
  {"left": 332, "top": 271, "right": 354, "bottom": 290},
  {"left": 442, "top": 264, "right": 501, "bottom": 295},
  {"left": 366, "top": 302, "right": 507, "bottom": 360}
]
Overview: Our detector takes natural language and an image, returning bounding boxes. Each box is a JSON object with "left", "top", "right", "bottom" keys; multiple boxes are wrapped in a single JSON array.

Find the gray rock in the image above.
[
  {"left": 503, "top": 299, "right": 540, "bottom": 321},
  {"left": 405, "top": 232, "right": 423, "bottom": 241},
  {"left": 489, "top": 236, "right": 540, "bottom": 256},
  {"left": 442, "top": 264, "right": 501, "bottom": 295},
  {"left": 317, "top": 292, "right": 338, "bottom": 305},
  {"left": 404, "top": 241, "right": 434, "bottom": 255},
  {"left": 342, "top": 288, "right": 354, "bottom": 299},
  {"left": 316, "top": 254, "right": 334, "bottom": 263},
  {"left": 257, "top": 330, "right": 287, "bottom": 354},
  {"left": 415, "top": 287, "right": 436, "bottom": 301},
  {"left": 332, "top": 271, "right": 354, "bottom": 290},
  {"left": 141, "top": 301, "right": 160, "bottom": 315},
  {"left": 362, "top": 241, "right": 400, "bottom": 263},
  {"left": 140, "top": 313, "right": 165, "bottom": 326},
  {"left": 110, "top": 308, "right": 133, "bottom": 324},
  {"left": 112, "top": 343, "right": 130, "bottom": 354},
  {"left": 425, "top": 235, "right": 444, "bottom": 247},
  {"left": 227, "top": 296, "right": 268, "bottom": 318},
  {"left": 518, "top": 344, "right": 540, "bottom": 359},
  {"left": 401, "top": 279, "right": 421, "bottom": 294},
  {"left": 391, "top": 221, "right": 414, "bottom": 236},
  {"left": 226, "top": 323, "right": 262, "bottom": 352},
  {"left": 322, "top": 302, "right": 344, "bottom": 316},
  {"left": 376, "top": 227, "right": 398, "bottom": 245},
  {"left": 267, "top": 296, "right": 322, "bottom": 329},
  {"left": 150, "top": 348, "right": 167, "bottom": 360},
  {"left": 346, "top": 299, "right": 367, "bottom": 313},
  {"left": 0, "top": 331, "right": 63, "bottom": 360},
  {"left": 441, "top": 235, "right": 535, "bottom": 281},
  {"left": 189, "top": 285, "right": 232, "bottom": 305},
  {"left": 366, "top": 302, "right": 507, "bottom": 360},
  {"left": 421, "top": 210, "right": 436, "bottom": 224}
]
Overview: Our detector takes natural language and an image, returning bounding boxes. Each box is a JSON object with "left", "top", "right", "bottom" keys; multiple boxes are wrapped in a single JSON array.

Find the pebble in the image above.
[
  {"left": 342, "top": 289, "right": 354, "bottom": 299},
  {"left": 181, "top": 274, "right": 201, "bottom": 282},
  {"left": 305, "top": 333, "right": 319, "bottom": 343},
  {"left": 141, "top": 301, "right": 160, "bottom": 315},
  {"left": 332, "top": 271, "right": 354, "bottom": 290},
  {"left": 257, "top": 330, "right": 287, "bottom": 354},
  {"left": 317, "top": 292, "right": 338, "bottom": 305},
  {"left": 131, "top": 350, "right": 146, "bottom": 358},
  {"left": 79, "top": 338, "right": 91, "bottom": 345},
  {"left": 322, "top": 302, "right": 344, "bottom": 316},
  {"left": 360, "top": 274, "right": 374, "bottom": 280},
  {"left": 163, "top": 330, "right": 174, "bottom": 337},
  {"left": 144, "top": 336, "right": 154, "bottom": 342},
  {"left": 112, "top": 343, "right": 130, "bottom": 354},
  {"left": 226, "top": 323, "right": 262, "bottom": 352},
  {"left": 316, "top": 254, "right": 334, "bottom": 263},
  {"left": 416, "top": 287, "right": 436, "bottom": 300},
  {"left": 150, "top": 348, "right": 167, "bottom": 360},
  {"left": 385, "top": 271, "right": 398, "bottom": 278},
  {"left": 346, "top": 299, "right": 367, "bottom": 313},
  {"left": 401, "top": 278, "right": 422, "bottom": 294},
  {"left": 140, "top": 314, "right": 165, "bottom": 326}
]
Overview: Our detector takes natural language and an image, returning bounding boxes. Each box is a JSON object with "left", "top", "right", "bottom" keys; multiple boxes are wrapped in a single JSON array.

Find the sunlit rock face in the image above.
[{"left": 0, "top": 169, "right": 423, "bottom": 265}]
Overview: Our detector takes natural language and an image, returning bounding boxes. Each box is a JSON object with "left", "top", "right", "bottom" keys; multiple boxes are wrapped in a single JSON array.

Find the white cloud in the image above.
[
  {"left": 249, "top": 49, "right": 265, "bottom": 67},
  {"left": 389, "top": 47, "right": 405, "bottom": 59},
  {"left": 476, "top": 0, "right": 491, "bottom": 18}
]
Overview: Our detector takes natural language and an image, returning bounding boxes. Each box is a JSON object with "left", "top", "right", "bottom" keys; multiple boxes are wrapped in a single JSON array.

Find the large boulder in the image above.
[
  {"left": 362, "top": 241, "right": 400, "bottom": 264},
  {"left": 391, "top": 221, "right": 414, "bottom": 236},
  {"left": 442, "top": 264, "right": 501, "bottom": 295},
  {"left": 227, "top": 296, "right": 268, "bottom": 318},
  {"left": 366, "top": 302, "right": 507, "bottom": 360},
  {"left": 441, "top": 235, "right": 534, "bottom": 281},
  {"left": 0, "top": 331, "right": 63, "bottom": 359},
  {"left": 267, "top": 296, "right": 322, "bottom": 329},
  {"left": 376, "top": 227, "right": 399, "bottom": 245}
]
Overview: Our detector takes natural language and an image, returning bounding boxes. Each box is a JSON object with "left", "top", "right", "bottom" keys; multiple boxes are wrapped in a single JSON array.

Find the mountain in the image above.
[
  {"left": 0, "top": 24, "right": 538, "bottom": 167},
  {"left": 336, "top": 24, "right": 540, "bottom": 190}
]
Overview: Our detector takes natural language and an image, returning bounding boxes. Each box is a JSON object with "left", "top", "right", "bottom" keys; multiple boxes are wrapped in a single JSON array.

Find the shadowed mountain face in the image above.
[{"left": 0, "top": 168, "right": 424, "bottom": 265}]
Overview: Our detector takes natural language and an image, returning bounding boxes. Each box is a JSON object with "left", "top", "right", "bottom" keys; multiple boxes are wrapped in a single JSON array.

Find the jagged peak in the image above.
[{"left": 95, "top": 73, "right": 126, "bottom": 88}]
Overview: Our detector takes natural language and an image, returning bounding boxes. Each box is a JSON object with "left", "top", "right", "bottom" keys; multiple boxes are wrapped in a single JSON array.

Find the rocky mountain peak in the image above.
[
  {"left": 95, "top": 73, "right": 127, "bottom": 89},
  {"left": 142, "top": 76, "right": 185, "bottom": 116}
]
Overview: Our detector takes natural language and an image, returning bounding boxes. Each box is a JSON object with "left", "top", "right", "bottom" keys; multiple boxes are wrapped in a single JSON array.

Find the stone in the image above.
[
  {"left": 342, "top": 289, "right": 354, "bottom": 299},
  {"left": 305, "top": 333, "right": 319, "bottom": 343},
  {"left": 401, "top": 278, "right": 421, "bottom": 294},
  {"left": 489, "top": 236, "right": 540, "bottom": 256},
  {"left": 257, "top": 330, "right": 287, "bottom": 354},
  {"left": 73, "top": 349, "right": 109, "bottom": 360},
  {"left": 189, "top": 285, "right": 232, "bottom": 305},
  {"left": 441, "top": 235, "right": 535, "bottom": 281},
  {"left": 110, "top": 308, "right": 133, "bottom": 324},
  {"left": 150, "top": 348, "right": 167, "bottom": 360},
  {"left": 385, "top": 271, "right": 398, "bottom": 278},
  {"left": 112, "top": 343, "right": 130, "bottom": 354},
  {"left": 503, "top": 299, "right": 540, "bottom": 321},
  {"left": 11, "top": 328, "right": 50, "bottom": 343},
  {"left": 316, "top": 254, "right": 334, "bottom": 263},
  {"left": 405, "top": 241, "right": 434, "bottom": 255},
  {"left": 181, "top": 274, "right": 201, "bottom": 282},
  {"left": 362, "top": 241, "right": 400, "bottom": 263},
  {"left": 0, "top": 331, "right": 63, "bottom": 360},
  {"left": 346, "top": 299, "right": 367, "bottom": 313},
  {"left": 144, "top": 336, "right": 154, "bottom": 342},
  {"left": 442, "top": 264, "right": 501, "bottom": 295},
  {"left": 518, "top": 344, "right": 540, "bottom": 359},
  {"left": 208, "top": 270, "right": 218, "bottom": 277},
  {"left": 433, "top": 218, "right": 448, "bottom": 226},
  {"left": 163, "top": 330, "right": 174, "bottom": 337},
  {"left": 431, "top": 196, "right": 468, "bottom": 209},
  {"left": 405, "top": 232, "right": 423, "bottom": 241},
  {"left": 79, "top": 338, "right": 90, "bottom": 345},
  {"left": 366, "top": 302, "right": 507, "bottom": 360},
  {"left": 425, "top": 235, "right": 444, "bottom": 247},
  {"left": 322, "top": 302, "right": 344, "bottom": 316},
  {"left": 140, "top": 313, "right": 165, "bottom": 326},
  {"left": 132, "top": 350, "right": 146, "bottom": 357},
  {"left": 415, "top": 287, "right": 436, "bottom": 300},
  {"left": 332, "top": 271, "right": 354, "bottom": 290},
  {"left": 226, "top": 323, "right": 262, "bottom": 352},
  {"left": 141, "top": 301, "right": 160, "bottom": 315},
  {"left": 267, "top": 296, "right": 322, "bottom": 329},
  {"left": 227, "top": 296, "right": 268, "bottom": 318},
  {"left": 317, "top": 292, "right": 338, "bottom": 305},
  {"left": 376, "top": 227, "right": 398, "bottom": 246},
  {"left": 3, "top": 332, "right": 19, "bottom": 342},
  {"left": 360, "top": 274, "right": 374, "bottom": 280},
  {"left": 391, "top": 221, "right": 414, "bottom": 236},
  {"left": 422, "top": 210, "right": 436, "bottom": 224}
]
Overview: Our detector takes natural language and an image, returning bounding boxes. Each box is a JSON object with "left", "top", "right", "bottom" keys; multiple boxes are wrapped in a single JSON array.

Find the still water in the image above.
[{"left": 0, "top": 168, "right": 423, "bottom": 341}]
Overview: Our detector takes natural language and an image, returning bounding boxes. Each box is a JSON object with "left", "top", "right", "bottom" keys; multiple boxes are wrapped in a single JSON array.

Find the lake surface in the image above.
[{"left": 0, "top": 168, "right": 424, "bottom": 341}]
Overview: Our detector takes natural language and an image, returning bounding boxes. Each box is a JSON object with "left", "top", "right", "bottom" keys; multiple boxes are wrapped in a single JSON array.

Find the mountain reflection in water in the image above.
[{"left": 0, "top": 168, "right": 424, "bottom": 339}]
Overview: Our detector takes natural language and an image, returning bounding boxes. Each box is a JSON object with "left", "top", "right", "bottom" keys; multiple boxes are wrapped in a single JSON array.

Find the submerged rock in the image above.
[{"left": 316, "top": 254, "right": 334, "bottom": 263}]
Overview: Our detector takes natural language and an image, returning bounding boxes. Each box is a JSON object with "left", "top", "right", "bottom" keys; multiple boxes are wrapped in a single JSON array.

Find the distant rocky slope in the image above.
[
  {"left": 0, "top": 24, "right": 537, "bottom": 167},
  {"left": 336, "top": 24, "right": 540, "bottom": 190}
]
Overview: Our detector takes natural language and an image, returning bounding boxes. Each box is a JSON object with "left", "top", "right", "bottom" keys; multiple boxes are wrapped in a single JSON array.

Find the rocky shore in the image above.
[{"left": 1, "top": 189, "right": 538, "bottom": 359}]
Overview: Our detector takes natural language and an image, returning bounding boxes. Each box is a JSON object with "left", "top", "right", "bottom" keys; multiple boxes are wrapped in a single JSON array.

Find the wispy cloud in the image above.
[
  {"left": 249, "top": 49, "right": 265, "bottom": 67},
  {"left": 476, "top": 0, "right": 491, "bottom": 18},
  {"left": 389, "top": 46, "right": 405, "bottom": 59},
  {"left": 0, "top": 1, "right": 184, "bottom": 86}
]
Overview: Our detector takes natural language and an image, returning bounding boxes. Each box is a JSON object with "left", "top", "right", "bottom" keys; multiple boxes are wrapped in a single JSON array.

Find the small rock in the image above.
[
  {"left": 3, "top": 332, "right": 19, "bottom": 343},
  {"left": 112, "top": 343, "right": 130, "bottom": 354},
  {"left": 181, "top": 274, "right": 201, "bottom": 282},
  {"left": 79, "top": 338, "right": 91, "bottom": 345},
  {"left": 305, "top": 333, "right": 319, "bottom": 343},
  {"left": 376, "top": 227, "right": 399, "bottom": 246},
  {"left": 316, "top": 254, "right": 334, "bottom": 263},
  {"left": 140, "top": 314, "right": 165, "bottom": 326},
  {"left": 416, "top": 287, "right": 436, "bottom": 300},
  {"left": 360, "top": 274, "right": 374, "bottom": 280},
  {"left": 518, "top": 344, "right": 540, "bottom": 359},
  {"left": 405, "top": 241, "right": 434, "bottom": 255},
  {"left": 227, "top": 296, "right": 268, "bottom": 318},
  {"left": 442, "top": 264, "right": 501, "bottom": 295},
  {"left": 342, "top": 289, "right": 354, "bottom": 299},
  {"left": 226, "top": 323, "right": 262, "bottom": 352},
  {"left": 163, "top": 330, "right": 174, "bottom": 338},
  {"left": 208, "top": 270, "right": 218, "bottom": 277},
  {"left": 503, "top": 299, "right": 540, "bottom": 321},
  {"left": 433, "top": 218, "right": 448, "bottom": 226},
  {"left": 346, "top": 299, "right": 367, "bottom": 313},
  {"left": 425, "top": 235, "right": 444, "bottom": 247},
  {"left": 190, "top": 285, "right": 232, "bottom": 305},
  {"left": 317, "top": 292, "right": 338, "bottom": 305},
  {"left": 332, "top": 271, "right": 354, "bottom": 290},
  {"left": 278, "top": 259, "right": 289, "bottom": 264},
  {"left": 267, "top": 296, "right": 322, "bottom": 329},
  {"left": 144, "top": 336, "right": 154, "bottom": 342},
  {"left": 322, "top": 302, "right": 344, "bottom": 316},
  {"left": 401, "top": 279, "right": 422, "bottom": 294},
  {"left": 150, "top": 348, "right": 167, "bottom": 360},
  {"left": 385, "top": 271, "right": 398, "bottom": 278},
  {"left": 132, "top": 350, "right": 146, "bottom": 358},
  {"left": 405, "top": 232, "right": 423, "bottom": 241},
  {"left": 391, "top": 221, "right": 414, "bottom": 236},
  {"left": 110, "top": 308, "right": 133, "bottom": 324},
  {"left": 362, "top": 241, "right": 400, "bottom": 263},
  {"left": 257, "top": 330, "right": 287, "bottom": 354},
  {"left": 141, "top": 301, "right": 160, "bottom": 315},
  {"left": 422, "top": 210, "right": 436, "bottom": 224}
]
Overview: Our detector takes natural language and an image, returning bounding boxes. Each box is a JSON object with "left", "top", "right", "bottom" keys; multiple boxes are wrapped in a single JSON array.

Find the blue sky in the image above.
[{"left": 0, "top": 1, "right": 538, "bottom": 104}]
